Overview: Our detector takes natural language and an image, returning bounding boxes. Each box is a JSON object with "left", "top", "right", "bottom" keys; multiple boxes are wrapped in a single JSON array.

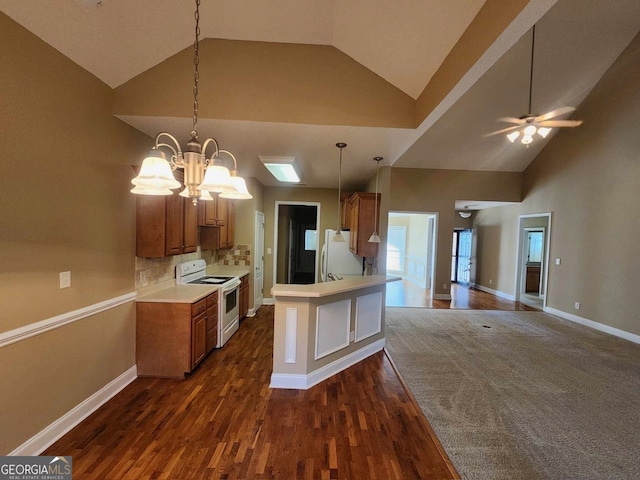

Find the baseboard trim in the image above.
[
  {"left": 10, "top": 365, "right": 138, "bottom": 456},
  {"left": 263, "top": 298, "right": 275, "bottom": 305},
  {"left": 270, "top": 338, "right": 385, "bottom": 390},
  {"left": 0, "top": 292, "right": 137, "bottom": 349},
  {"left": 433, "top": 294, "right": 452, "bottom": 300},
  {"left": 544, "top": 307, "right": 640, "bottom": 344},
  {"left": 472, "top": 283, "right": 515, "bottom": 301}
]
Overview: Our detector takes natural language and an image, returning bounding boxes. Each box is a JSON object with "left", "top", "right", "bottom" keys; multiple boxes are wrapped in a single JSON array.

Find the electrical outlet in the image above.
[
  {"left": 267, "top": 247, "right": 272, "bottom": 254},
  {"left": 443, "top": 283, "right": 448, "bottom": 290},
  {"left": 489, "top": 279, "right": 493, "bottom": 285},
  {"left": 60, "top": 271, "right": 71, "bottom": 289},
  {"left": 574, "top": 302, "right": 580, "bottom": 310},
  {"left": 555, "top": 258, "right": 561, "bottom": 265}
]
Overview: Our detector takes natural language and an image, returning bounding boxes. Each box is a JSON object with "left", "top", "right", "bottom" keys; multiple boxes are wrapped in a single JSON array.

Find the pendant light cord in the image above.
[
  {"left": 337, "top": 145, "right": 343, "bottom": 231},
  {"left": 528, "top": 24, "right": 535, "bottom": 115},
  {"left": 192, "top": 0, "right": 200, "bottom": 139}
]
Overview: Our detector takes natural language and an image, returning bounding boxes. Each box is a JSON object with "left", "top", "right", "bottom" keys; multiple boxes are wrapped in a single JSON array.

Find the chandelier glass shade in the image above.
[{"left": 130, "top": 0, "right": 249, "bottom": 203}]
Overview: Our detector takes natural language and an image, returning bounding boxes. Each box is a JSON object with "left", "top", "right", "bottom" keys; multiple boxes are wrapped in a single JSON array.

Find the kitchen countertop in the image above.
[
  {"left": 271, "top": 274, "right": 400, "bottom": 299},
  {"left": 137, "top": 265, "right": 251, "bottom": 304}
]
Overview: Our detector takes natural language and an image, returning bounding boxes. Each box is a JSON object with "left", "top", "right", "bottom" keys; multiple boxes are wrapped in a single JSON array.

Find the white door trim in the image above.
[{"left": 514, "top": 213, "right": 552, "bottom": 308}]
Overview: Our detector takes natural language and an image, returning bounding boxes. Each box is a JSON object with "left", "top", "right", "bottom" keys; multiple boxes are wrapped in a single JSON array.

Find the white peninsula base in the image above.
[{"left": 270, "top": 275, "right": 400, "bottom": 390}]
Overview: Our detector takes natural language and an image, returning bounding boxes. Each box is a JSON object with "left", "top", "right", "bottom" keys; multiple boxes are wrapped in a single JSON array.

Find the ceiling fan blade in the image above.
[
  {"left": 483, "top": 125, "right": 522, "bottom": 137},
  {"left": 535, "top": 106, "right": 576, "bottom": 122},
  {"left": 537, "top": 120, "right": 583, "bottom": 127},
  {"left": 498, "top": 116, "right": 526, "bottom": 124}
]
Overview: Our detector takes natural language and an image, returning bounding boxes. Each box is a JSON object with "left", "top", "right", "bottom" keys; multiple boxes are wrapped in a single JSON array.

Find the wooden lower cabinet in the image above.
[
  {"left": 239, "top": 274, "right": 249, "bottom": 319},
  {"left": 137, "top": 290, "right": 219, "bottom": 378}
]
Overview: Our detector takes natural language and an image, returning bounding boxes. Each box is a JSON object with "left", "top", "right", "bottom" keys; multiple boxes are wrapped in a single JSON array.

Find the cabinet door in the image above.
[
  {"left": 165, "top": 192, "right": 184, "bottom": 256},
  {"left": 206, "top": 305, "right": 218, "bottom": 352},
  {"left": 197, "top": 195, "right": 218, "bottom": 227},
  {"left": 191, "top": 312, "right": 207, "bottom": 368},
  {"left": 218, "top": 198, "right": 233, "bottom": 248},
  {"left": 340, "top": 192, "right": 352, "bottom": 230},
  {"left": 216, "top": 196, "right": 228, "bottom": 226},
  {"left": 227, "top": 201, "right": 235, "bottom": 248},
  {"left": 136, "top": 195, "right": 167, "bottom": 257},
  {"left": 183, "top": 199, "right": 198, "bottom": 253}
]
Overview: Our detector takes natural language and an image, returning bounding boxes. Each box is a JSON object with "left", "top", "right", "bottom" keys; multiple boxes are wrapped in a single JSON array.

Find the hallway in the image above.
[{"left": 385, "top": 280, "right": 539, "bottom": 311}]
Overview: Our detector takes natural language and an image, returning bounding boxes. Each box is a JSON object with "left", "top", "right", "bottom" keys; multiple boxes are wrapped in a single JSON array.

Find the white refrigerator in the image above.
[{"left": 320, "top": 229, "right": 363, "bottom": 281}]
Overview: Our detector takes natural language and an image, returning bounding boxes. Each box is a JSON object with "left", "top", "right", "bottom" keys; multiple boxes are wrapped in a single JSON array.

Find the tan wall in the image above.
[
  {"left": 233, "top": 177, "right": 264, "bottom": 310},
  {"left": 473, "top": 33, "right": 640, "bottom": 336},
  {"left": 114, "top": 39, "right": 415, "bottom": 129},
  {"left": 0, "top": 13, "right": 149, "bottom": 454},
  {"left": 263, "top": 187, "right": 339, "bottom": 298},
  {"left": 387, "top": 168, "right": 522, "bottom": 296}
]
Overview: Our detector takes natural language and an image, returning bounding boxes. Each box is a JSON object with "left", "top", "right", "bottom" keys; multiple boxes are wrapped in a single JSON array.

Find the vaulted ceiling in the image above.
[{"left": 1, "top": 0, "right": 639, "bottom": 189}]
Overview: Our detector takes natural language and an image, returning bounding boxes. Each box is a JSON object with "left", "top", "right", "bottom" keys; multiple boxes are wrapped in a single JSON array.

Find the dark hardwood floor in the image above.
[
  {"left": 44, "top": 306, "right": 459, "bottom": 479},
  {"left": 386, "top": 280, "right": 539, "bottom": 310}
]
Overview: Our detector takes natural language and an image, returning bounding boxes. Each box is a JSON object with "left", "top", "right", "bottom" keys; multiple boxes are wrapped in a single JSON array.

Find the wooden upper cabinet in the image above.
[
  {"left": 218, "top": 197, "right": 235, "bottom": 249},
  {"left": 183, "top": 199, "right": 198, "bottom": 253},
  {"left": 136, "top": 185, "right": 199, "bottom": 257},
  {"left": 197, "top": 194, "right": 220, "bottom": 227},
  {"left": 200, "top": 197, "right": 235, "bottom": 251},
  {"left": 347, "top": 192, "right": 381, "bottom": 258},
  {"left": 340, "top": 192, "right": 353, "bottom": 230}
]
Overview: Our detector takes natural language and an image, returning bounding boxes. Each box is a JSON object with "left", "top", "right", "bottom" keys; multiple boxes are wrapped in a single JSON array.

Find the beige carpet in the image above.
[{"left": 384, "top": 308, "right": 640, "bottom": 480}]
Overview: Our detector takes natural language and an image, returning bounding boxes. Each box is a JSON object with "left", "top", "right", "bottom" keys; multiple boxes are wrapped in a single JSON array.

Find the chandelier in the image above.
[{"left": 130, "top": 0, "right": 251, "bottom": 203}]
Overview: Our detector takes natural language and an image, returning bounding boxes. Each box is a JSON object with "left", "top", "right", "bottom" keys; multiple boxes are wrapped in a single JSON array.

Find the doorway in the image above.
[
  {"left": 274, "top": 202, "right": 320, "bottom": 285},
  {"left": 385, "top": 212, "right": 437, "bottom": 307},
  {"left": 515, "top": 214, "right": 551, "bottom": 309},
  {"left": 451, "top": 229, "right": 473, "bottom": 285}
]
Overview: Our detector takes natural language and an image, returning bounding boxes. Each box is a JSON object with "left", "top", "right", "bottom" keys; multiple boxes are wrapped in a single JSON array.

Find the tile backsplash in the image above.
[{"left": 135, "top": 244, "right": 252, "bottom": 289}]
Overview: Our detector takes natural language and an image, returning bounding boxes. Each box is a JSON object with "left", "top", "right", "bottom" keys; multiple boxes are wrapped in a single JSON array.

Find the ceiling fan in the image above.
[{"left": 486, "top": 24, "right": 582, "bottom": 145}]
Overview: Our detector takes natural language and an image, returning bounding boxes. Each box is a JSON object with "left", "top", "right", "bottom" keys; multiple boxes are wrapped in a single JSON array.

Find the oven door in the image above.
[{"left": 219, "top": 279, "right": 240, "bottom": 347}]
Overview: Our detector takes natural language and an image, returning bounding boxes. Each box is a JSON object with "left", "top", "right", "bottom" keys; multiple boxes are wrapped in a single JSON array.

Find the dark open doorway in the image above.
[{"left": 275, "top": 203, "right": 319, "bottom": 285}]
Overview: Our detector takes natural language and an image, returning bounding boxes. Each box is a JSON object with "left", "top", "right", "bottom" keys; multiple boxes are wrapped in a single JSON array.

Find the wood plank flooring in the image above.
[
  {"left": 386, "top": 281, "right": 539, "bottom": 310},
  {"left": 44, "top": 306, "right": 459, "bottom": 479}
]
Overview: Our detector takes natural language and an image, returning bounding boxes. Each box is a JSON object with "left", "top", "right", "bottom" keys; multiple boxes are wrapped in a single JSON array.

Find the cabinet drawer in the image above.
[
  {"left": 191, "top": 299, "right": 207, "bottom": 317},
  {"left": 206, "top": 307, "right": 218, "bottom": 331},
  {"left": 206, "top": 291, "right": 219, "bottom": 308}
]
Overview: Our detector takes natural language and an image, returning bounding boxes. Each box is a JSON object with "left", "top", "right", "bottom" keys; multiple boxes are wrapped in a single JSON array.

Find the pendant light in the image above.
[
  {"left": 368, "top": 157, "right": 382, "bottom": 243},
  {"left": 333, "top": 143, "right": 347, "bottom": 242},
  {"left": 130, "top": 0, "right": 250, "bottom": 203}
]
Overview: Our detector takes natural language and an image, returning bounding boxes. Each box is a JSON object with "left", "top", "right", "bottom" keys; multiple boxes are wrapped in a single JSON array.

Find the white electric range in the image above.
[{"left": 176, "top": 260, "right": 241, "bottom": 348}]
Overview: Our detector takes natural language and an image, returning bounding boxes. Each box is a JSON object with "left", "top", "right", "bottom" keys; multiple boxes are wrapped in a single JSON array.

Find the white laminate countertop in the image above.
[
  {"left": 271, "top": 274, "right": 400, "bottom": 299},
  {"left": 136, "top": 265, "right": 251, "bottom": 304}
]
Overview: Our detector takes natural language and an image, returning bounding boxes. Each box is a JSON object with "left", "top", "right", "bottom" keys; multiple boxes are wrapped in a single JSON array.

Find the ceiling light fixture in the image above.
[
  {"left": 368, "top": 157, "right": 383, "bottom": 243},
  {"left": 458, "top": 210, "right": 472, "bottom": 218},
  {"left": 333, "top": 143, "right": 347, "bottom": 242},
  {"left": 259, "top": 156, "right": 302, "bottom": 183},
  {"left": 130, "top": 0, "right": 249, "bottom": 203}
]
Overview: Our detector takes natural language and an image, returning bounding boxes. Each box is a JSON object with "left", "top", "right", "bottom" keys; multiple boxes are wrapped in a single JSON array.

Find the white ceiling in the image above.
[{"left": 2, "top": 0, "right": 640, "bottom": 193}]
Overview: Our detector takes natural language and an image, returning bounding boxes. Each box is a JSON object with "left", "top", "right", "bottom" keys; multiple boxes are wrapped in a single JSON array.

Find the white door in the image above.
[
  {"left": 457, "top": 230, "right": 473, "bottom": 284},
  {"left": 254, "top": 211, "right": 265, "bottom": 310}
]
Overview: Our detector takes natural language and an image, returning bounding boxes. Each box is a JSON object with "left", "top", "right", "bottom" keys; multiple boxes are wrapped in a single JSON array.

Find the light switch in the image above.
[
  {"left": 267, "top": 247, "right": 272, "bottom": 254},
  {"left": 60, "top": 271, "right": 71, "bottom": 289},
  {"left": 555, "top": 258, "right": 561, "bottom": 265}
]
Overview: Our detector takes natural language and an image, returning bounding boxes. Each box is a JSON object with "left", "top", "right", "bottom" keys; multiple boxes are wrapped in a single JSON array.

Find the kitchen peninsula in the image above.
[{"left": 270, "top": 275, "right": 399, "bottom": 389}]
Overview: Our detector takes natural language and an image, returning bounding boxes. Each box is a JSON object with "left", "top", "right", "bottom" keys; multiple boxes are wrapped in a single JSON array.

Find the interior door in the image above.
[
  {"left": 254, "top": 211, "right": 264, "bottom": 309},
  {"left": 457, "top": 229, "right": 473, "bottom": 284}
]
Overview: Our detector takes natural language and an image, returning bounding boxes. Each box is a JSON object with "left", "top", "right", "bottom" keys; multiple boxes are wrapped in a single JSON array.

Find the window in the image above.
[
  {"left": 304, "top": 229, "right": 317, "bottom": 251},
  {"left": 386, "top": 226, "right": 406, "bottom": 273}
]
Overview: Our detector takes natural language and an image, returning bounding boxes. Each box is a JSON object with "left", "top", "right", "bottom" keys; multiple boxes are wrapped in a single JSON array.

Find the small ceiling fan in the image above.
[{"left": 485, "top": 24, "right": 582, "bottom": 145}]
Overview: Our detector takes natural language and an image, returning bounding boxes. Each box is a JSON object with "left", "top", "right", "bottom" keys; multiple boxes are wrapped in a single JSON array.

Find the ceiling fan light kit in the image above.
[
  {"left": 130, "top": 0, "right": 251, "bottom": 202},
  {"left": 487, "top": 24, "right": 582, "bottom": 146}
]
